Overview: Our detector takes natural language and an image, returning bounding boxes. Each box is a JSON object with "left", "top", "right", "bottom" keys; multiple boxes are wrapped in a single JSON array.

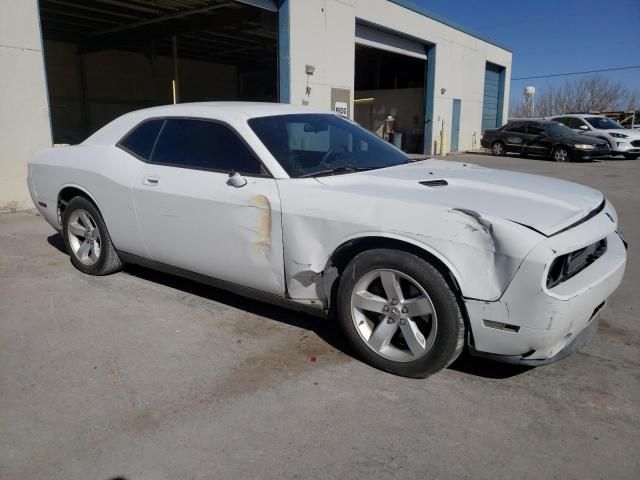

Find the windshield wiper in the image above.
[{"left": 299, "top": 165, "right": 375, "bottom": 178}]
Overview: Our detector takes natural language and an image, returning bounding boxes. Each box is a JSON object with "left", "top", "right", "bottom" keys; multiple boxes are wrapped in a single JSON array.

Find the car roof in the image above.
[
  {"left": 507, "top": 119, "right": 559, "bottom": 125},
  {"left": 125, "top": 102, "right": 327, "bottom": 119},
  {"left": 551, "top": 113, "right": 606, "bottom": 118},
  {"left": 84, "top": 102, "right": 331, "bottom": 146}
]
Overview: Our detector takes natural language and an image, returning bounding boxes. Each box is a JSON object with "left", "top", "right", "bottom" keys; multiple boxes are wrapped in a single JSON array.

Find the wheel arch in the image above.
[
  {"left": 552, "top": 144, "right": 571, "bottom": 158},
  {"left": 323, "top": 234, "right": 465, "bottom": 309},
  {"left": 57, "top": 184, "right": 101, "bottom": 228},
  {"left": 321, "top": 234, "right": 471, "bottom": 346}
]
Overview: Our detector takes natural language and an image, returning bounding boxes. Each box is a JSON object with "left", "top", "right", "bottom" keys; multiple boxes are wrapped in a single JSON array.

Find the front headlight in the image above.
[
  {"left": 610, "top": 132, "right": 629, "bottom": 139},
  {"left": 574, "top": 144, "right": 595, "bottom": 150}
]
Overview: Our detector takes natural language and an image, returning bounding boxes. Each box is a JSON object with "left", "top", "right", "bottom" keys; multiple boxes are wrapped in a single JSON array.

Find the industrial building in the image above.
[{"left": 0, "top": 0, "right": 512, "bottom": 211}]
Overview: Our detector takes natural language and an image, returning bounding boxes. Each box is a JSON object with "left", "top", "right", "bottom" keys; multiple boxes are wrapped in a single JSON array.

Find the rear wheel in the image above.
[
  {"left": 62, "top": 197, "right": 122, "bottom": 275},
  {"left": 491, "top": 141, "right": 505, "bottom": 156},
  {"left": 552, "top": 146, "right": 571, "bottom": 162},
  {"left": 337, "top": 249, "right": 465, "bottom": 378}
]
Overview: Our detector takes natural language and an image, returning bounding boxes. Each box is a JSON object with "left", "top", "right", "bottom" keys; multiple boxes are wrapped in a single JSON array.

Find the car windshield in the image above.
[
  {"left": 585, "top": 117, "right": 624, "bottom": 130},
  {"left": 546, "top": 122, "right": 574, "bottom": 136},
  {"left": 248, "top": 114, "right": 410, "bottom": 178}
]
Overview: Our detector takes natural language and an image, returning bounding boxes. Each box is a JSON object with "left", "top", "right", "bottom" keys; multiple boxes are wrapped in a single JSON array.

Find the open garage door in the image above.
[
  {"left": 39, "top": 0, "right": 279, "bottom": 144},
  {"left": 354, "top": 25, "right": 427, "bottom": 154}
]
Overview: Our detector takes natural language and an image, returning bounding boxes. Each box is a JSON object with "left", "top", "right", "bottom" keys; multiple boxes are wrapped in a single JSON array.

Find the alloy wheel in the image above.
[
  {"left": 67, "top": 209, "right": 102, "bottom": 266},
  {"left": 554, "top": 148, "right": 568, "bottom": 162},
  {"left": 350, "top": 269, "right": 438, "bottom": 362}
]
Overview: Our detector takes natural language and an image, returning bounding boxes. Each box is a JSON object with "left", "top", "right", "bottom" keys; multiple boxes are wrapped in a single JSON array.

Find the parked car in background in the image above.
[
  {"left": 28, "top": 103, "right": 627, "bottom": 378},
  {"left": 482, "top": 120, "right": 610, "bottom": 161},
  {"left": 551, "top": 114, "right": 640, "bottom": 159}
]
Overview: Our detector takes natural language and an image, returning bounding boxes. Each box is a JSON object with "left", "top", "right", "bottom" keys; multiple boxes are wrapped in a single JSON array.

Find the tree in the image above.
[{"left": 510, "top": 75, "right": 640, "bottom": 118}]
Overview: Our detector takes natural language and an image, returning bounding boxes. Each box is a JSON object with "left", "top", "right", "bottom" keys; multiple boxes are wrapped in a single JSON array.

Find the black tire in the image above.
[
  {"left": 552, "top": 146, "right": 571, "bottom": 162},
  {"left": 491, "top": 141, "right": 506, "bottom": 156},
  {"left": 62, "top": 196, "right": 122, "bottom": 276},
  {"left": 623, "top": 153, "right": 639, "bottom": 160},
  {"left": 337, "top": 249, "right": 465, "bottom": 378}
]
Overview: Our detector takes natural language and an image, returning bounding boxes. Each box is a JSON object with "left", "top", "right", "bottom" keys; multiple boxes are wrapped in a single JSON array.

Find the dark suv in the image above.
[{"left": 481, "top": 120, "right": 610, "bottom": 162}]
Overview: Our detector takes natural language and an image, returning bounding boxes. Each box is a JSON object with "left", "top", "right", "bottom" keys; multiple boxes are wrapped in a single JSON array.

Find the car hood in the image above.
[
  {"left": 315, "top": 160, "right": 604, "bottom": 237},
  {"left": 598, "top": 128, "right": 640, "bottom": 139},
  {"left": 558, "top": 132, "right": 607, "bottom": 144}
]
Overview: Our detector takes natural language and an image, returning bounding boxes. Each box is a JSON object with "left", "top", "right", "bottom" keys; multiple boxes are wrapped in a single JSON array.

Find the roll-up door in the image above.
[
  {"left": 234, "top": 0, "right": 278, "bottom": 11},
  {"left": 355, "top": 24, "right": 427, "bottom": 60},
  {"left": 482, "top": 63, "right": 504, "bottom": 131}
]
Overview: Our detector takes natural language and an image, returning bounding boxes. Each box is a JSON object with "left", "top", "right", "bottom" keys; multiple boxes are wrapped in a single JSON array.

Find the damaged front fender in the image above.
[{"left": 278, "top": 178, "right": 544, "bottom": 306}]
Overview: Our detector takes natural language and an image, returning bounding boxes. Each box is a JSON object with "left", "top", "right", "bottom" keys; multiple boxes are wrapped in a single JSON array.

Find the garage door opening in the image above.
[
  {"left": 38, "top": 0, "right": 279, "bottom": 144},
  {"left": 354, "top": 27, "right": 427, "bottom": 154}
]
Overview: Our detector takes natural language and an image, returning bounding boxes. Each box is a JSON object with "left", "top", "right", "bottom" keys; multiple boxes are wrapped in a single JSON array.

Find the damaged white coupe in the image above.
[{"left": 28, "top": 103, "right": 627, "bottom": 378}]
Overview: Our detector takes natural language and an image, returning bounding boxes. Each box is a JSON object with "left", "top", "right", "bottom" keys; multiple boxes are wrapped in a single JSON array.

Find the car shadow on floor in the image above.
[
  {"left": 449, "top": 353, "right": 532, "bottom": 379},
  {"left": 47, "top": 232, "right": 532, "bottom": 380}
]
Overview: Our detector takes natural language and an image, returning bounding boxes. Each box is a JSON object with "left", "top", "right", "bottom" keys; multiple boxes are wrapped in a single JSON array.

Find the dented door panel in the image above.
[{"left": 133, "top": 165, "right": 285, "bottom": 296}]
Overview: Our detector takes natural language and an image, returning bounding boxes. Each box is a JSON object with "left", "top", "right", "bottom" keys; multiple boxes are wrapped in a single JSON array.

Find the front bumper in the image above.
[
  {"left": 464, "top": 207, "right": 627, "bottom": 365},
  {"left": 610, "top": 139, "right": 640, "bottom": 154},
  {"left": 469, "top": 308, "right": 602, "bottom": 366},
  {"left": 572, "top": 145, "right": 611, "bottom": 160}
]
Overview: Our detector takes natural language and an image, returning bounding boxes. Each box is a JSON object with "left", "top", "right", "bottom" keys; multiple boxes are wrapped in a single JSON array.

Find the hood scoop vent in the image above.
[{"left": 419, "top": 179, "right": 448, "bottom": 187}]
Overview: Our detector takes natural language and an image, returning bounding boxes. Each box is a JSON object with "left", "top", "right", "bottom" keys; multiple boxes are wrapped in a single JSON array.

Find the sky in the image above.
[{"left": 411, "top": 0, "right": 640, "bottom": 107}]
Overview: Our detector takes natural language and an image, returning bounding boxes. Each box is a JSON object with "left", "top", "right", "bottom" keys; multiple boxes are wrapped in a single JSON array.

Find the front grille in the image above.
[
  {"left": 546, "top": 238, "right": 608, "bottom": 288},
  {"left": 631, "top": 140, "right": 640, "bottom": 147}
]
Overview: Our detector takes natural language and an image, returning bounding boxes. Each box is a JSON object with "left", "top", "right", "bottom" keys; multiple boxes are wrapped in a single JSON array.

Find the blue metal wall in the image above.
[
  {"left": 481, "top": 63, "right": 505, "bottom": 131},
  {"left": 278, "top": 0, "right": 290, "bottom": 103}
]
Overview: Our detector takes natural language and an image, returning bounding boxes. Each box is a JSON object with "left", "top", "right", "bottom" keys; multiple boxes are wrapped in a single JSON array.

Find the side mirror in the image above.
[
  {"left": 227, "top": 171, "right": 247, "bottom": 188},
  {"left": 578, "top": 125, "right": 589, "bottom": 131}
]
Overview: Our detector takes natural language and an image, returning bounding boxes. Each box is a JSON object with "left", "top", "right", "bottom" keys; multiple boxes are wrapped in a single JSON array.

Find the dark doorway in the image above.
[
  {"left": 38, "top": 0, "right": 279, "bottom": 144},
  {"left": 354, "top": 44, "right": 426, "bottom": 154}
]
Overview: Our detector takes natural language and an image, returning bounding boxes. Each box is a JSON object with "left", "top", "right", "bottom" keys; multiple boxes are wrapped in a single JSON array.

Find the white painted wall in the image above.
[
  {"left": 0, "top": 0, "right": 51, "bottom": 211},
  {"left": 288, "top": 0, "right": 356, "bottom": 112},
  {"left": 287, "top": 0, "right": 512, "bottom": 153}
]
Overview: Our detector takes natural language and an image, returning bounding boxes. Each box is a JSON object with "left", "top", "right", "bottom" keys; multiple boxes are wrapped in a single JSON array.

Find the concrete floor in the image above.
[{"left": 1, "top": 153, "right": 638, "bottom": 480}]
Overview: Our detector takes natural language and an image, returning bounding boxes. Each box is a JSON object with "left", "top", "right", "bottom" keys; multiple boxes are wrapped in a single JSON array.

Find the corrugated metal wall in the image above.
[{"left": 482, "top": 63, "right": 503, "bottom": 131}]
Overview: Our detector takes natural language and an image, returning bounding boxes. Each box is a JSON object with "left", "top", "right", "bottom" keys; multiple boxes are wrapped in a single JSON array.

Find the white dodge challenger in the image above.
[{"left": 28, "top": 103, "right": 627, "bottom": 378}]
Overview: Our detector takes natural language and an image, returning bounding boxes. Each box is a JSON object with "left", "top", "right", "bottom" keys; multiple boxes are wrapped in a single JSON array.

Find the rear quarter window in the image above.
[{"left": 118, "top": 119, "right": 164, "bottom": 160}]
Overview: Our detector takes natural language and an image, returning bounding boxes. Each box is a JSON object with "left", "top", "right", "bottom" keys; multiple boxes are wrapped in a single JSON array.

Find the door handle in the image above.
[{"left": 143, "top": 176, "right": 160, "bottom": 186}]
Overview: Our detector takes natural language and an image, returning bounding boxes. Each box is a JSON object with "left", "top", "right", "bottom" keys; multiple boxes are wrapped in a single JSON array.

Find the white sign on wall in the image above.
[{"left": 334, "top": 102, "right": 349, "bottom": 117}]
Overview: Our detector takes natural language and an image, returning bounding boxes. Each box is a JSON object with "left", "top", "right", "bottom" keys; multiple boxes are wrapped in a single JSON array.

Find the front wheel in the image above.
[
  {"left": 62, "top": 196, "right": 122, "bottom": 276},
  {"left": 337, "top": 249, "right": 465, "bottom": 378},
  {"left": 624, "top": 153, "right": 639, "bottom": 160},
  {"left": 552, "top": 146, "right": 571, "bottom": 162}
]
